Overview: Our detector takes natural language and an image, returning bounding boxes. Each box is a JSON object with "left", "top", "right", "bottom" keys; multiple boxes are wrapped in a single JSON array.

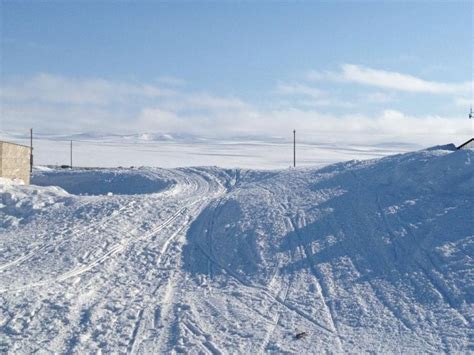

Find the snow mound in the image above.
[
  {"left": 189, "top": 148, "right": 473, "bottom": 282},
  {"left": 32, "top": 168, "right": 175, "bottom": 195},
  {"left": 184, "top": 148, "right": 473, "bottom": 351},
  {"left": 0, "top": 179, "right": 70, "bottom": 227}
]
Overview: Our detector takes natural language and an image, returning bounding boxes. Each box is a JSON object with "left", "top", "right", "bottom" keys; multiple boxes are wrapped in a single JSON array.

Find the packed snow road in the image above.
[
  {"left": 0, "top": 167, "right": 233, "bottom": 353},
  {"left": 0, "top": 146, "right": 472, "bottom": 353}
]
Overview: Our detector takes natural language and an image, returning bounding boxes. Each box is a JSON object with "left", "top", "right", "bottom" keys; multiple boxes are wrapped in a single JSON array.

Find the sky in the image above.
[{"left": 1, "top": 1, "right": 473, "bottom": 145}]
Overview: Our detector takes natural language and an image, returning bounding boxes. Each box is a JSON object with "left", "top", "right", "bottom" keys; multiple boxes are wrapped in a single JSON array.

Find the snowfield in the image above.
[{"left": 0, "top": 146, "right": 472, "bottom": 353}]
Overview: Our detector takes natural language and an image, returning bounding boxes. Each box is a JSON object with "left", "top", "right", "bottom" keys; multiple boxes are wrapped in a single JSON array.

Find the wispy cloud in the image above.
[
  {"left": 309, "top": 64, "right": 471, "bottom": 94},
  {"left": 364, "top": 92, "right": 396, "bottom": 104},
  {"left": 0, "top": 73, "right": 175, "bottom": 105},
  {"left": 0, "top": 73, "right": 255, "bottom": 135},
  {"left": 183, "top": 93, "right": 249, "bottom": 110},
  {"left": 276, "top": 83, "right": 324, "bottom": 99},
  {"left": 275, "top": 82, "right": 356, "bottom": 108}
]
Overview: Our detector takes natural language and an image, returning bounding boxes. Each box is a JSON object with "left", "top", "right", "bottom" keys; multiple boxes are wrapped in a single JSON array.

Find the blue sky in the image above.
[{"left": 1, "top": 1, "right": 472, "bottom": 143}]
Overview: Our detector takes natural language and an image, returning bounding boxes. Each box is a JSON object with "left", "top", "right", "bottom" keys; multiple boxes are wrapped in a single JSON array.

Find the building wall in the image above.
[{"left": 0, "top": 142, "right": 31, "bottom": 184}]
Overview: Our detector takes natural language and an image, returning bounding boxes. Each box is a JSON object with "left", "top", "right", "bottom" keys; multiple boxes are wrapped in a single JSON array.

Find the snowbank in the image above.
[
  {"left": 188, "top": 148, "right": 473, "bottom": 283},
  {"left": 184, "top": 147, "right": 473, "bottom": 351},
  {"left": 32, "top": 167, "right": 175, "bottom": 195},
  {"left": 0, "top": 178, "right": 70, "bottom": 227}
]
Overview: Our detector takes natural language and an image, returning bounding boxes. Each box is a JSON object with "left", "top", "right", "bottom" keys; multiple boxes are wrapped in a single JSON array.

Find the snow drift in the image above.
[
  {"left": 32, "top": 167, "right": 175, "bottom": 195},
  {"left": 184, "top": 147, "right": 473, "bottom": 352},
  {"left": 0, "top": 178, "right": 70, "bottom": 227}
]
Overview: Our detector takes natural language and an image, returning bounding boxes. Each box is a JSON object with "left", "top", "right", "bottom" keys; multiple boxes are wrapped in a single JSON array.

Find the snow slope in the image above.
[{"left": 0, "top": 146, "right": 472, "bottom": 353}]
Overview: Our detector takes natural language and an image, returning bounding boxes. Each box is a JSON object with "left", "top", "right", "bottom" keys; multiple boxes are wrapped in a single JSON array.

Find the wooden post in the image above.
[
  {"left": 293, "top": 129, "right": 296, "bottom": 168},
  {"left": 30, "top": 128, "right": 33, "bottom": 173}
]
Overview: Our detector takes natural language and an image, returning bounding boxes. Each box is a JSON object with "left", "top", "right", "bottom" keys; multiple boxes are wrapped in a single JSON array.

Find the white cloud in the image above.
[
  {"left": 0, "top": 73, "right": 175, "bottom": 105},
  {"left": 0, "top": 73, "right": 256, "bottom": 135},
  {"left": 138, "top": 108, "right": 184, "bottom": 132},
  {"left": 309, "top": 64, "right": 471, "bottom": 94},
  {"left": 275, "top": 83, "right": 356, "bottom": 108},
  {"left": 364, "top": 92, "right": 396, "bottom": 103},
  {"left": 0, "top": 102, "right": 126, "bottom": 133},
  {"left": 134, "top": 104, "right": 470, "bottom": 145},
  {"left": 1, "top": 72, "right": 471, "bottom": 146},
  {"left": 184, "top": 93, "right": 249, "bottom": 110},
  {"left": 276, "top": 83, "right": 324, "bottom": 99}
]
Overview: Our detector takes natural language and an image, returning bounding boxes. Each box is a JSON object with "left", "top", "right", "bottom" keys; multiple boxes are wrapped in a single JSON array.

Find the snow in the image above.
[
  {"left": 0, "top": 179, "right": 70, "bottom": 228},
  {"left": 0, "top": 147, "right": 472, "bottom": 353},
  {"left": 32, "top": 168, "right": 175, "bottom": 196},
  {"left": 0, "top": 131, "right": 420, "bottom": 169}
]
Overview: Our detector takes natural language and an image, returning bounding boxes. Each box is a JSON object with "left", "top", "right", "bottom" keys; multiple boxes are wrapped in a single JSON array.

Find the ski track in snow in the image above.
[
  {"left": 0, "top": 199, "right": 134, "bottom": 274},
  {"left": 0, "top": 148, "right": 472, "bottom": 353}
]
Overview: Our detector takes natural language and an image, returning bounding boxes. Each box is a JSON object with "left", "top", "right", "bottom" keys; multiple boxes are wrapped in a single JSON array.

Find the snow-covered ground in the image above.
[
  {"left": 0, "top": 146, "right": 472, "bottom": 353},
  {"left": 0, "top": 131, "right": 420, "bottom": 169}
]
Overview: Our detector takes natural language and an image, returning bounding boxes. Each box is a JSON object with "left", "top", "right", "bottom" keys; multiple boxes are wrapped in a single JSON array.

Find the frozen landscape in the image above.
[
  {"left": 0, "top": 145, "right": 472, "bottom": 353},
  {"left": 0, "top": 131, "right": 421, "bottom": 170},
  {"left": 2, "top": 1, "right": 472, "bottom": 353}
]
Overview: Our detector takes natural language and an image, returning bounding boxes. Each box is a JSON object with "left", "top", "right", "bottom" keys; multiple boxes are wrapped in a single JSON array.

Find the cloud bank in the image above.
[{"left": 1, "top": 67, "right": 472, "bottom": 146}]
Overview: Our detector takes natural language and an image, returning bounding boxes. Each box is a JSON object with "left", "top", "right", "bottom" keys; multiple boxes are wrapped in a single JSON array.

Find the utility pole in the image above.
[
  {"left": 30, "top": 128, "right": 33, "bottom": 173},
  {"left": 70, "top": 140, "right": 73, "bottom": 169},
  {"left": 293, "top": 129, "right": 296, "bottom": 168}
]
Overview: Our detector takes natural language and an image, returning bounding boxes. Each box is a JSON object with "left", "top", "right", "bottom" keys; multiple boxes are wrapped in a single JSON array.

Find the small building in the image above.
[
  {"left": 457, "top": 138, "right": 474, "bottom": 150},
  {"left": 0, "top": 141, "right": 32, "bottom": 184}
]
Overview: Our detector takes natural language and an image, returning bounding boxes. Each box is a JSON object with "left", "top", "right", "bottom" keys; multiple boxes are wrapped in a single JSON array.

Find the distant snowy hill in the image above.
[{"left": 0, "top": 146, "right": 472, "bottom": 353}]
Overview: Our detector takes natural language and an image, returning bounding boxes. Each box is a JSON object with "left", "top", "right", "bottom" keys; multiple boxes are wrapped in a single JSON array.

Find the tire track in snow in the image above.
[
  {"left": 0, "top": 178, "right": 181, "bottom": 274},
  {"left": 374, "top": 187, "right": 470, "bottom": 328},
  {"left": 0, "top": 199, "right": 138, "bottom": 273},
  {"left": 0, "top": 172, "right": 195, "bottom": 294},
  {"left": 0, "top": 245, "right": 43, "bottom": 272},
  {"left": 127, "top": 309, "right": 144, "bottom": 354},
  {"left": 102, "top": 171, "right": 226, "bottom": 353},
  {"left": 348, "top": 170, "right": 416, "bottom": 332},
  {"left": 289, "top": 215, "right": 342, "bottom": 340},
  {"left": 0, "top": 168, "right": 227, "bottom": 353},
  {"left": 193, "top": 242, "right": 336, "bottom": 337},
  {"left": 259, "top": 205, "right": 295, "bottom": 354},
  {"left": 0, "top": 199, "right": 202, "bottom": 293},
  {"left": 256, "top": 195, "right": 342, "bottom": 353},
  {"left": 259, "top": 274, "right": 292, "bottom": 354},
  {"left": 127, "top": 171, "right": 229, "bottom": 353},
  {"left": 134, "top": 195, "right": 227, "bottom": 352},
  {"left": 378, "top": 191, "right": 471, "bottom": 327},
  {"left": 182, "top": 318, "right": 223, "bottom": 355},
  {"left": 129, "top": 218, "right": 201, "bottom": 353}
]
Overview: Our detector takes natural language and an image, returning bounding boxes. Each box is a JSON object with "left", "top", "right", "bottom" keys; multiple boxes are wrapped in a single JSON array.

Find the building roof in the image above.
[
  {"left": 457, "top": 138, "right": 474, "bottom": 150},
  {"left": 0, "top": 140, "right": 31, "bottom": 149}
]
